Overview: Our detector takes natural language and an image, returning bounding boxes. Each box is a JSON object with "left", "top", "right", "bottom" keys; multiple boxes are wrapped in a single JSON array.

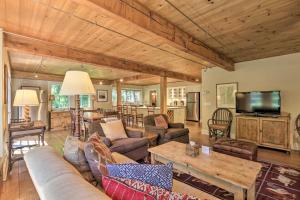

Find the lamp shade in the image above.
[
  {"left": 60, "top": 71, "right": 96, "bottom": 95},
  {"left": 13, "top": 89, "right": 39, "bottom": 106}
]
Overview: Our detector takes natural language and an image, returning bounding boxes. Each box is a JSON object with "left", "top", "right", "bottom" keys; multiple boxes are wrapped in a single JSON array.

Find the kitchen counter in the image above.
[{"left": 137, "top": 106, "right": 186, "bottom": 123}]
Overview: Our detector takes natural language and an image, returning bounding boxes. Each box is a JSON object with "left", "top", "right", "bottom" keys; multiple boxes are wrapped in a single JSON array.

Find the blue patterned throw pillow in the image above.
[{"left": 106, "top": 162, "right": 173, "bottom": 191}]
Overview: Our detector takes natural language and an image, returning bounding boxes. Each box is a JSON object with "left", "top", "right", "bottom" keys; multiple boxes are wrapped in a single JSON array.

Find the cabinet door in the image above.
[
  {"left": 236, "top": 117, "right": 259, "bottom": 143},
  {"left": 260, "top": 118, "right": 288, "bottom": 149}
]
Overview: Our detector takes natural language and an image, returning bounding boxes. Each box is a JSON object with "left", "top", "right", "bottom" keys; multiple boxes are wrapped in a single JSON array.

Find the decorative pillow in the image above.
[
  {"left": 100, "top": 120, "right": 128, "bottom": 141},
  {"left": 63, "top": 136, "right": 95, "bottom": 183},
  {"left": 114, "top": 177, "right": 199, "bottom": 200},
  {"left": 154, "top": 115, "right": 168, "bottom": 129},
  {"left": 84, "top": 133, "right": 116, "bottom": 183},
  {"left": 107, "top": 162, "right": 173, "bottom": 191},
  {"left": 102, "top": 176, "right": 155, "bottom": 200}
]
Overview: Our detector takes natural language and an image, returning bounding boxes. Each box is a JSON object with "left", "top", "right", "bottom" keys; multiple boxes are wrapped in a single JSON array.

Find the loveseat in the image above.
[
  {"left": 144, "top": 114, "right": 190, "bottom": 144},
  {"left": 24, "top": 146, "right": 219, "bottom": 200}
]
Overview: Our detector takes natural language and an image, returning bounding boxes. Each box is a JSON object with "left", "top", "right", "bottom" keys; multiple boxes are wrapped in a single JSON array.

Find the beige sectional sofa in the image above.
[{"left": 24, "top": 146, "right": 219, "bottom": 200}]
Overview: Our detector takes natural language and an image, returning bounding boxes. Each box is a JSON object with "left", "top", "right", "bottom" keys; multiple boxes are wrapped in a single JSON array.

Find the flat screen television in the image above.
[{"left": 236, "top": 91, "right": 281, "bottom": 115}]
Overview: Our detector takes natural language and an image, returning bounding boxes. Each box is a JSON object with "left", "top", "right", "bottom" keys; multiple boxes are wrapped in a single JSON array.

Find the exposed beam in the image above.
[
  {"left": 160, "top": 76, "right": 167, "bottom": 114},
  {"left": 4, "top": 32, "right": 201, "bottom": 83},
  {"left": 11, "top": 70, "right": 113, "bottom": 85},
  {"left": 116, "top": 80, "right": 122, "bottom": 106},
  {"left": 122, "top": 74, "right": 155, "bottom": 83},
  {"left": 74, "top": 0, "right": 234, "bottom": 71}
]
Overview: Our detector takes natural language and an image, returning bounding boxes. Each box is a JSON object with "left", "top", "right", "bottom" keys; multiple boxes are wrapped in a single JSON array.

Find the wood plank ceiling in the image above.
[
  {"left": 0, "top": 0, "right": 299, "bottom": 85},
  {"left": 136, "top": 0, "right": 300, "bottom": 62}
]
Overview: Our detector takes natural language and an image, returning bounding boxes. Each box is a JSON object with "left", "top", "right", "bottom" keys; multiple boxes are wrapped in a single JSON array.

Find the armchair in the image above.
[
  {"left": 144, "top": 114, "right": 189, "bottom": 144},
  {"left": 208, "top": 108, "right": 233, "bottom": 138},
  {"left": 88, "top": 120, "right": 148, "bottom": 161}
]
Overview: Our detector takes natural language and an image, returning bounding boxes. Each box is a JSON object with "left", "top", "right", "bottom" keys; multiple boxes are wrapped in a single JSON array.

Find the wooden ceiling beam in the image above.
[
  {"left": 121, "top": 74, "right": 155, "bottom": 83},
  {"left": 4, "top": 32, "right": 201, "bottom": 83},
  {"left": 11, "top": 70, "right": 113, "bottom": 85},
  {"left": 74, "top": 0, "right": 234, "bottom": 71}
]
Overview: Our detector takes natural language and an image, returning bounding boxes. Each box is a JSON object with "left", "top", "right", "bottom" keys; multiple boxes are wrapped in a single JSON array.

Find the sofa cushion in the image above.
[
  {"left": 165, "top": 128, "right": 189, "bottom": 140},
  {"left": 110, "top": 137, "right": 148, "bottom": 154},
  {"left": 100, "top": 120, "right": 128, "bottom": 141},
  {"left": 107, "top": 162, "right": 173, "bottom": 190},
  {"left": 102, "top": 176, "right": 155, "bottom": 200},
  {"left": 154, "top": 115, "right": 168, "bottom": 129},
  {"left": 85, "top": 133, "right": 116, "bottom": 183},
  {"left": 63, "top": 136, "right": 95, "bottom": 183}
]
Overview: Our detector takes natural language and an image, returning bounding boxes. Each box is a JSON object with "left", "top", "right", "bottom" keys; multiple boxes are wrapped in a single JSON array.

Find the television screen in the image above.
[{"left": 236, "top": 91, "right": 281, "bottom": 114}]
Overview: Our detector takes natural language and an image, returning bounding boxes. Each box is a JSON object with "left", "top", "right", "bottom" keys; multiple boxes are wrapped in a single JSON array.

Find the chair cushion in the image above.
[
  {"left": 110, "top": 138, "right": 148, "bottom": 154},
  {"left": 165, "top": 128, "right": 189, "bottom": 139},
  {"left": 213, "top": 138, "right": 257, "bottom": 156},
  {"left": 100, "top": 120, "right": 128, "bottom": 141},
  {"left": 154, "top": 115, "right": 168, "bottom": 129},
  {"left": 209, "top": 124, "right": 228, "bottom": 130}
]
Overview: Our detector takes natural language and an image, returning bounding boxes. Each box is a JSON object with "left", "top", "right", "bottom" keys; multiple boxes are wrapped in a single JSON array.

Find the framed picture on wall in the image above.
[
  {"left": 216, "top": 82, "right": 238, "bottom": 109},
  {"left": 97, "top": 90, "right": 108, "bottom": 102}
]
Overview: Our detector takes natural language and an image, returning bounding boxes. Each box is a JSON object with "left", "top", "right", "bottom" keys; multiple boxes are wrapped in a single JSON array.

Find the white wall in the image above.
[{"left": 201, "top": 52, "right": 300, "bottom": 150}]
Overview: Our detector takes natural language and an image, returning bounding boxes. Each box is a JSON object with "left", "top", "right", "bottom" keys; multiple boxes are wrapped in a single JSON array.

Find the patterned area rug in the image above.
[{"left": 173, "top": 161, "right": 300, "bottom": 200}]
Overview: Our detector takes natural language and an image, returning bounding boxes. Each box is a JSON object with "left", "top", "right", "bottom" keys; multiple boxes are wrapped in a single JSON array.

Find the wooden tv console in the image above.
[{"left": 236, "top": 113, "right": 290, "bottom": 152}]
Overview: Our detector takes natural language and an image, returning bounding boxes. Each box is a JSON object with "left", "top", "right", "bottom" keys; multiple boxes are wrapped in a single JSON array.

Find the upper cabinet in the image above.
[{"left": 168, "top": 87, "right": 186, "bottom": 99}]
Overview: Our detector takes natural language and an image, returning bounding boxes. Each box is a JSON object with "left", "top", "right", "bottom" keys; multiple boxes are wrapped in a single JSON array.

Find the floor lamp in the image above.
[
  {"left": 13, "top": 89, "right": 39, "bottom": 122},
  {"left": 60, "top": 71, "right": 95, "bottom": 138}
]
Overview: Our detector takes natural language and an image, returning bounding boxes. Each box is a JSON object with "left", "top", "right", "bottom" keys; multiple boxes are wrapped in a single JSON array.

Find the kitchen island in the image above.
[{"left": 137, "top": 106, "right": 186, "bottom": 123}]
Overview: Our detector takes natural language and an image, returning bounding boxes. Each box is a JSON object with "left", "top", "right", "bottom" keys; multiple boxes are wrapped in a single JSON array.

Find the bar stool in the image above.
[
  {"left": 131, "top": 105, "right": 143, "bottom": 127},
  {"left": 122, "top": 105, "right": 134, "bottom": 127},
  {"left": 147, "top": 106, "right": 155, "bottom": 116}
]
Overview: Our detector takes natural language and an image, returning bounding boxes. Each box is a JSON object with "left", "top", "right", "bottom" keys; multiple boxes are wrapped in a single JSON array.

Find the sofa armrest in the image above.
[
  {"left": 126, "top": 128, "right": 143, "bottom": 138},
  {"left": 100, "top": 137, "right": 112, "bottom": 147},
  {"left": 168, "top": 123, "right": 184, "bottom": 128},
  {"left": 145, "top": 125, "right": 167, "bottom": 137},
  {"left": 112, "top": 152, "right": 137, "bottom": 164}
]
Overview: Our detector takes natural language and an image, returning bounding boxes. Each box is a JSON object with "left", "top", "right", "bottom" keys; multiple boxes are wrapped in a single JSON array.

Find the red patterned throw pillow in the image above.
[
  {"left": 103, "top": 176, "right": 199, "bottom": 200},
  {"left": 154, "top": 115, "right": 168, "bottom": 129},
  {"left": 102, "top": 176, "right": 155, "bottom": 200}
]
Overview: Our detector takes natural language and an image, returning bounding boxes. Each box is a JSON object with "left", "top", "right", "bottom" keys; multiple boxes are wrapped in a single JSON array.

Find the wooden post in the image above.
[
  {"left": 160, "top": 76, "right": 167, "bottom": 114},
  {"left": 74, "top": 95, "right": 81, "bottom": 138},
  {"left": 116, "top": 80, "right": 122, "bottom": 106}
]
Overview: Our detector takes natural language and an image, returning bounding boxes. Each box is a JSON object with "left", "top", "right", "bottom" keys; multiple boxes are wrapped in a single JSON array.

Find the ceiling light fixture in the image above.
[
  {"left": 34, "top": 74, "right": 38, "bottom": 78},
  {"left": 120, "top": 78, "right": 124, "bottom": 82},
  {"left": 99, "top": 81, "right": 103, "bottom": 85}
]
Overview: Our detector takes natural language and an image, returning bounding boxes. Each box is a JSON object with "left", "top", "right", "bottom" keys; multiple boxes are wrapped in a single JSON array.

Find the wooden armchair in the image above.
[
  {"left": 207, "top": 108, "right": 233, "bottom": 138},
  {"left": 296, "top": 114, "right": 300, "bottom": 137}
]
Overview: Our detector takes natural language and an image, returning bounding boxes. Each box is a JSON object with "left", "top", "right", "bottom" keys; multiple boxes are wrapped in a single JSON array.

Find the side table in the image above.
[{"left": 8, "top": 120, "right": 46, "bottom": 171}]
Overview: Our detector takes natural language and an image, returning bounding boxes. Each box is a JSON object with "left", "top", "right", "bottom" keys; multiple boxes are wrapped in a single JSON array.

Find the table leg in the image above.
[
  {"left": 233, "top": 187, "right": 245, "bottom": 200},
  {"left": 8, "top": 133, "right": 12, "bottom": 171},
  {"left": 41, "top": 128, "right": 45, "bottom": 146},
  {"left": 150, "top": 154, "right": 157, "bottom": 164},
  {"left": 247, "top": 182, "right": 256, "bottom": 200}
]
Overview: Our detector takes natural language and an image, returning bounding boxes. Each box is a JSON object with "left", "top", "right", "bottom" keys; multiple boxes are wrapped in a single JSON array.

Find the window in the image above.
[
  {"left": 112, "top": 88, "right": 142, "bottom": 105},
  {"left": 80, "top": 95, "right": 91, "bottom": 108},
  {"left": 51, "top": 84, "right": 70, "bottom": 109}
]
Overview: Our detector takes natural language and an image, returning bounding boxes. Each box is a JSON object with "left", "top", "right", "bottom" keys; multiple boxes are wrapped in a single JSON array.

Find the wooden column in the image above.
[
  {"left": 116, "top": 80, "right": 122, "bottom": 106},
  {"left": 160, "top": 76, "right": 167, "bottom": 114},
  {"left": 74, "top": 95, "right": 81, "bottom": 138}
]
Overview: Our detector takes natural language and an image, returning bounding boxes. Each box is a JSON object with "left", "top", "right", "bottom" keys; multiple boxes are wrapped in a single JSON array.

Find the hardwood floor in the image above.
[{"left": 1, "top": 122, "right": 299, "bottom": 200}]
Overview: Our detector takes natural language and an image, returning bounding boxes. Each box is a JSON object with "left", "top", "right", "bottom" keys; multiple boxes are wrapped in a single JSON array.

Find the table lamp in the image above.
[
  {"left": 60, "top": 71, "right": 95, "bottom": 137},
  {"left": 13, "top": 89, "right": 40, "bottom": 122}
]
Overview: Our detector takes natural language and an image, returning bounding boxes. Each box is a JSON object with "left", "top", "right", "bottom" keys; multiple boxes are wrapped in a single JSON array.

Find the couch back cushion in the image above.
[
  {"left": 85, "top": 133, "right": 116, "bottom": 183},
  {"left": 154, "top": 115, "right": 168, "bottom": 129},
  {"left": 100, "top": 120, "right": 128, "bottom": 141}
]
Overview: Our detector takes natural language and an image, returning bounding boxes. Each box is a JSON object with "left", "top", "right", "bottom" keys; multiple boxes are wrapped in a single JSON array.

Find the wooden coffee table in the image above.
[
  {"left": 144, "top": 131, "right": 158, "bottom": 147},
  {"left": 148, "top": 141, "right": 262, "bottom": 200}
]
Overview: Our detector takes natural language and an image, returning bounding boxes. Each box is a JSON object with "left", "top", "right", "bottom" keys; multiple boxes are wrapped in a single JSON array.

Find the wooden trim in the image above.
[
  {"left": 11, "top": 70, "right": 113, "bottom": 85},
  {"left": 74, "top": 0, "right": 234, "bottom": 71},
  {"left": 4, "top": 32, "right": 201, "bottom": 83},
  {"left": 122, "top": 74, "right": 154, "bottom": 83}
]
